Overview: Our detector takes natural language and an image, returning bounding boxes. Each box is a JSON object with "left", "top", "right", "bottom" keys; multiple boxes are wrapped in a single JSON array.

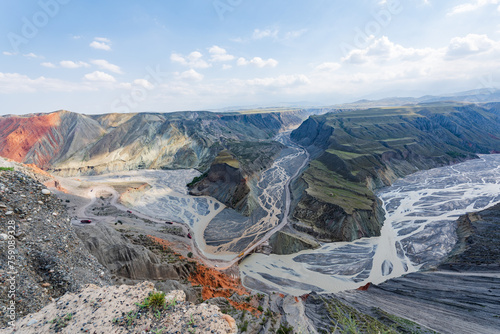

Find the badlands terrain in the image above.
[{"left": 0, "top": 100, "right": 500, "bottom": 333}]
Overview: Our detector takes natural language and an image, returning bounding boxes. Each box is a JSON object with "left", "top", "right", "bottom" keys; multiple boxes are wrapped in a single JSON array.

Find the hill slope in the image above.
[{"left": 290, "top": 102, "right": 500, "bottom": 242}]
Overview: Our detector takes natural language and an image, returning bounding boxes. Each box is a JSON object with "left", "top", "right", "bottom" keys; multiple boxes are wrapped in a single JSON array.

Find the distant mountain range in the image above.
[{"left": 216, "top": 89, "right": 500, "bottom": 113}]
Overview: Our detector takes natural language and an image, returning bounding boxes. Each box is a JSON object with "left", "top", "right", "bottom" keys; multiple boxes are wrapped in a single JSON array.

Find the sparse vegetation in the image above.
[
  {"left": 187, "top": 172, "right": 208, "bottom": 187},
  {"left": 319, "top": 296, "right": 397, "bottom": 334},
  {"left": 277, "top": 322, "right": 294, "bottom": 334},
  {"left": 50, "top": 313, "right": 73, "bottom": 331},
  {"left": 0, "top": 167, "right": 14, "bottom": 171},
  {"left": 240, "top": 320, "right": 249, "bottom": 332},
  {"left": 142, "top": 291, "right": 166, "bottom": 310}
]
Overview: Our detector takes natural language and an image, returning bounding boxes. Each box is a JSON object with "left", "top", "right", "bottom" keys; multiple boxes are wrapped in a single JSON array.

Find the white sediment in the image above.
[{"left": 240, "top": 154, "right": 500, "bottom": 295}]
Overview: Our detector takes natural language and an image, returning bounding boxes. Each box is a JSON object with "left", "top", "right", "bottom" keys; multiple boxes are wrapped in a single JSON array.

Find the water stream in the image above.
[{"left": 240, "top": 155, "right": 500, "bottom": 295}]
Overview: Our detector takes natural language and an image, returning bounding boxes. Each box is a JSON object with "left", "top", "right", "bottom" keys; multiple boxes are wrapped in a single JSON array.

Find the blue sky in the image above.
[{"left": 1, "top": 0, "right": 500, "bottom": 115}]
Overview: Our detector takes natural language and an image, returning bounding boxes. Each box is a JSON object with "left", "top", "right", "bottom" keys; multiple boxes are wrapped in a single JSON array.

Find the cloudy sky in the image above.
[{"left": 1, "top": 0, "right": 500, "bottom": 115}]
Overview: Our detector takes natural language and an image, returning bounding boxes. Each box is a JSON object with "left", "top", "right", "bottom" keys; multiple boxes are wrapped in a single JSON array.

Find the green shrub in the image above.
[
  {"left": 142, "top": 291, "right": 166, "bottom": 310},
  {"left": 277, "top": 322, "right": 294, "bottom": 334},
  {"left": 240, "top": 320, "right": 249, "bottom": 332},
  {"left": 187, "top": 172, "right": 208, "bottom": 187}
]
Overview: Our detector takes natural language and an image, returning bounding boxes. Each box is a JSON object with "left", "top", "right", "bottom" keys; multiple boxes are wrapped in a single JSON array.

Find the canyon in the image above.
[{"left": 1, "top": 101, "right": 500, "bottom": 333}]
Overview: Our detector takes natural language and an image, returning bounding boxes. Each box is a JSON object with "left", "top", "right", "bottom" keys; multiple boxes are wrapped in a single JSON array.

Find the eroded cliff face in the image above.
[
  {"left": 189, "top": 152, "right": 250, "bottom": 211},
  {"left": 292, "top": 192, "right": 385, "bottom": 242},
  {"left": 74, "top": 224, "right": 195, "bottom": 281},
  {"left": 0, "top": 109, "right": 308, "bottom": 178},
  {"left": 290, "top": 103, "right": 500, "bottom": 242},
  {"left": 188, "top": 141, "right": 284, "bottom": 215}
]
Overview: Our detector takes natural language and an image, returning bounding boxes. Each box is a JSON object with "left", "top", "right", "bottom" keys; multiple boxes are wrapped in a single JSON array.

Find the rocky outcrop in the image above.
[
  {"left": 74, "top": 223, "right": 195, "bottom": 281},
  {"left": 269, "top": 229, "right": 320, "bottom": 255},
  {"left": 440, "top": 202, "right": 500, "bottom": 272},
  {"left": 189, "top": 141, "right": 284, "bottom": 215},
  {"left": 189, "top": 151, "right": 250, "bottom": 211},
  {"left": 4, "top": 282, "right": 238, "bottom": 334},
  {"left": 290, "top": 103, "right": 500, "bottom": 242},
  {"left": 0, "top": 169, "right": 111, "bottom": 328},
  {"left": 292, "top": 192, "right": 385, "bottom": 242}
]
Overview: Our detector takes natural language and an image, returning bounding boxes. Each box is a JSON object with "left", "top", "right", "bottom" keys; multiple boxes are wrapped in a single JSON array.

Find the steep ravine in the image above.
[{"left": 289, "top": 103, "right": 500, "bottom": 242}]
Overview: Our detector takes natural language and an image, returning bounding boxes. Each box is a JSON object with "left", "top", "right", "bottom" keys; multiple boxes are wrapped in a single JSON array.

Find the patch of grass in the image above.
[
  {"left": 0, "top": 167, "right": 14, "bottom": 171},
  {"left": 239, "top": 320, "right": 249, "bottom": 332},
  {"left": 320, "top": 296, "right": 397, "bottom": 334},
  {"left": 187, "top": 172, "right": 208, "bottom": 187},
  {"left": 374, "top": 308, "right": 439, "bottom": 334},
  {"left": 277, "top": 322, "right": 294, "bottom": 334},
  {"left": 213, "top": 150, "right": 240, "bottom": 168},
  {"left": 50, "top": 313, "right": 73, "bottom": 331},
  {"left": 326, "top": 149, "right": 367, "bottom": 160},
  {"left": 303, "top": 160, "right": 373, "bottom": 213},
  {"left": 446, "top": 151, "right": 467, "bottom": 159},
  {"left": 139, "top": 291, "right": 166, "bottom": 311}
]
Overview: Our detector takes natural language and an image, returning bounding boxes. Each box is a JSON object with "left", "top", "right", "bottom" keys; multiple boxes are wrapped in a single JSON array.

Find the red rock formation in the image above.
[
  {"left": 0, "top": 112, "right": 61, "bottom": 167},
  {"left": 357, "top": 282, "right": 371, "bottom": 291},
  {"left": 147, "top": 235, "right": 260, "bottom": 314}
]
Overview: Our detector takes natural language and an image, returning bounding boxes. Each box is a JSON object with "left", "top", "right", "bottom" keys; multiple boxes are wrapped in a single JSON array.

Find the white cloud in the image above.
[
  {"left": 3, "top": 51, "right": 17, "bottom": 56},
  {"left": 83, "top": 71, "right": 116, "bottom": 82},
  {"left": 60, "top": 60, "right": 90, "bottom": 69},
  {"left": 222, "top": 64, "right": 232, "bottom": 70},
  {"left": 94, "top": 37, "right": 110, "bottom": 43},
  {"left": 170, "top": 51, "right": 211, "bottom": 68},
  {"left": 316, "top": 62, "right": 341, "bottom": 71},
  {"left": 90, "top": 59, "right": 123, "bottom": 74},
  {"left": 23, "top": 53, "right": 40, "bottom": 58},
  {"left": 177, "top": 69, "right": 204, "bottom": 81},
  {"left": 252, "top": 29, "right": 279, "bottom": 40},
  {"left": 237, "top": 57, "right": 248, "bottom": 66},
  {"left": 302, "top": 34, "right": 500, "bottom": 101},
  {"left": 244, "top": 74, "right": 310, "bottom": 87},
  {"left": 342, "top": 36, "right": 433, "bottom": 64},
  {"left": 448, "top": 0, "right": 499, "bottom": 15},
  {"left": 90, "top": 37, "right": 112, "bottom": 51},
  {"left": 208, "top": 46, "right": 235, "bottom": 62},
  {"left": 446, "top": 34, "right": 499, "bottom": 57},
  {"left": 41, "top": 62, "right": 57, "bottom": 68},
  {"left": 133, "top": 79, "right": 154, "bottom": 89},
  {"left": 284, "top": 29, "right": 307, "bottom": 40},
  {"left": 0, "top": 72, "right": 89, "bottom": 93},
  {"left": 237, "top": 57, "right": 278, "bottom": 68}
]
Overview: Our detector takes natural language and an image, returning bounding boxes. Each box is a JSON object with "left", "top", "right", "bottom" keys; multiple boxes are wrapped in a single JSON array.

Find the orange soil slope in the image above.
[
  {"left": 148, "top": 235, "right": 259, "bottom": 314},
  {"left": 0, "top": 112, "right": 61, "bottom": 166}
]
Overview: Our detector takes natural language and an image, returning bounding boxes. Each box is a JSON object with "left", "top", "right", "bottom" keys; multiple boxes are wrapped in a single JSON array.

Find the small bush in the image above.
[
  {"left": 187, "top": 252, "right": 193, "bottom": 258},
  {"left": 0, "top": 167, "right": 14, "bottom": 171},
  {"left": 142, "top": 291, "right": 166, "bottom": 310},
  {"left": 240, "top": 320, "right": 249, "bottom": 332},
  {"left": 277, "top": 322, "right": 294, "bottom": 334},
  {"left": 257, "top": 305, "right": 263, "bottom": 312}
]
